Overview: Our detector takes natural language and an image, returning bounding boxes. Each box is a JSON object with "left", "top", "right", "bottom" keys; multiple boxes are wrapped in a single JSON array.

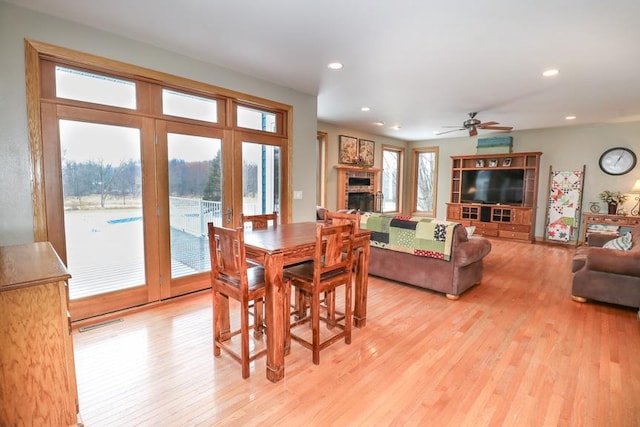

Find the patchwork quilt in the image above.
[{"left": 360, "top": 213, "right": 459, "bottom": 261}]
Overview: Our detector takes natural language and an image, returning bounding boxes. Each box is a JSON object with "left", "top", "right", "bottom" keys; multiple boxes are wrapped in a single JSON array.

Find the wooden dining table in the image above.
[{"left": 243, "top": 221, "right": 371, "bottom": 382}]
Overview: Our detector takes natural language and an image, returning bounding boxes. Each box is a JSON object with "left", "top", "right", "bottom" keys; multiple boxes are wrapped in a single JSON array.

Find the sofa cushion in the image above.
[{"left": 602, "top": 232, "right": 633, "bottom": 251}]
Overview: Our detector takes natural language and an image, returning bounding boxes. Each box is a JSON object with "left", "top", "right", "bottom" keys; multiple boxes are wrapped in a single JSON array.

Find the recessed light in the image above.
[
  {"left": 390, "top": 125, "right": 401, "bottom": 130},
  {"left": 327, "top": 62, "right": 343, "bottom": 70},
  {"left": 565, "top": 115, "right": 576, "bottom": 120},
  {"left": 373, "top": 121, "right": 385, "bottom": 126},
  {"left": 361, "top": 107, "right": 371, "bottom": 112},
  {"left": 543, "top": 69, "right": 559, "bottom": 77}
]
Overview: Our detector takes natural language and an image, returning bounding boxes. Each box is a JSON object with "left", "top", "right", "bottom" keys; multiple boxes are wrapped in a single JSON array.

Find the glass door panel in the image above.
[
  {"left": 167, "top": 132, "right": 221, "bottom": 279},
  {"left": 241, "top": 142, "right": 280, "bottom": 216},
  {"left": 59, "top": 120, "right": 145, "bottom": 299}
]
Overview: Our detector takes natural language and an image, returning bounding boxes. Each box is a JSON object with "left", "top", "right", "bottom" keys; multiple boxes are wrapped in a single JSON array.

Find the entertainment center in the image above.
[{"left": 446, "top": 152, "right": 542, "bottom": 242}]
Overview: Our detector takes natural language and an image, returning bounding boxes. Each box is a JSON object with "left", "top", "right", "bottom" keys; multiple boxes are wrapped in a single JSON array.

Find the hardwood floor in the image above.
[{"left": 72, "top": 239, "right": 640, "bottom": 426}]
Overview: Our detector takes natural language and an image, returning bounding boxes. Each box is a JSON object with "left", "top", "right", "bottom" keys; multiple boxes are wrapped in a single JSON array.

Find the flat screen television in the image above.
[{"left": 461, "top": 169, "right": 525, "bottom": 205}]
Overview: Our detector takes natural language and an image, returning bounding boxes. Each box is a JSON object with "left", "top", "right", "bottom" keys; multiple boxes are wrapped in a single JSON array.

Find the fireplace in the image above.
[
  {"left": 348, "top": 192, "right": 374, "bottom": 211},
  {"left": 335, "top": 165, "right": 382, "bottom": 212}
]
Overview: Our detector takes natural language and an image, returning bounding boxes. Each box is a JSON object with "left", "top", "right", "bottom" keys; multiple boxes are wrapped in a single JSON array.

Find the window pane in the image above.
[
  {"left": 242, "top": 142, "right": 280, "bottom": 215},
  {"left": 55, "top": 66, "right": 136, "bottom": 109},
  {"left": 167, "top": 133, "right": 221, "bottom": 278},
  {"left": 237, "top": 105, "right": 277, "bottom": 133},
  {"left": 59, "top": 120, "right": 144, "bottom": 299},
  {"left": 162, "top": 89, "right": 218, "bottom": 123},
  {"left": 382, "top": 149, "right": 400, "bottom": 212},
  {"left": 416, "top": 151, "right": 437, "bottom": 213}
]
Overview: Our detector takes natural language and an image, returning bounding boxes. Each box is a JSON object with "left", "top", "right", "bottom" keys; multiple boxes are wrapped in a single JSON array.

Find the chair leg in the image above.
[
  {"left": 253, "top": 298, "right": 264, "bottom": 339},
  {"left": 344, "top": 280, "right": 352, "bottom": 345},
  {"left": 284, "top": 281, "right": 291, "bottom": 355},
  {"left": 241, "top": 300, "right": 250, "bottom": 379},
  {"left": 312, "top": 290, "right": 321, "bottom": 365},
  {"left": 212, "top": 291, "right": 222, "bottom": 356},
  {"left": 325, "top": 290, "right": 336, "bottom": 328}
]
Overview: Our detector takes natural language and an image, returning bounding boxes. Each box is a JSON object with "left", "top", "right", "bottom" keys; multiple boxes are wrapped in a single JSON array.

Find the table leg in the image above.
[
  {"left": 353, "top": 241, "right": 370, "bottom": 328},
  {"left": 264, "top": 252, "right": 285, "bottom": 382}
]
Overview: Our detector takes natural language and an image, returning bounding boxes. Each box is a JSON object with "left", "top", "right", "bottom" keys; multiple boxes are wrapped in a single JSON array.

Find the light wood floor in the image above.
[{"left": 72, "top": 239, "right": 640, "bottom": 426}]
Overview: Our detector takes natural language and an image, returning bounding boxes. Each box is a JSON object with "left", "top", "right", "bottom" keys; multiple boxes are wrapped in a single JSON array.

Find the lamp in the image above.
[{"left": 631, "top": 179, "right": 640, "bottom": 216}]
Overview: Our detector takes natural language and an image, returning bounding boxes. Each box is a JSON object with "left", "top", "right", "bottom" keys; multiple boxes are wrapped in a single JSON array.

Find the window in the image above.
[
  {"left": 411, "top": 147, "right": 439, "bottom": 217},
  {"left": 55, "top": 66, "right": 136, "bottom": 109},
  {"left": 162, "top": 89, "right": 218, "bottom": 123},
  {"left": 236, "top": 104, "right": 278, "bottom": 133},
  {"left": 381, "top": 145, "right": 404, "bottom": 213},
  {"left": 316, "top": 132, "right": 327, "bottom": 208}
]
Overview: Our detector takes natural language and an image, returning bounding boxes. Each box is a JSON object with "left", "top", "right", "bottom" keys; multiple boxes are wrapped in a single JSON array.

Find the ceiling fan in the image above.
[{"left": 436, "top": 112, "right": 513, "bottom": 137}]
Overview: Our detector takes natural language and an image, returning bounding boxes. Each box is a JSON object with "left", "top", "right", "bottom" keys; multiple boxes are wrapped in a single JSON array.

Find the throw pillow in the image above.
[
  {"left": 465, "top": 226, "right": 476, "bottom": 237},
  {"left": 602, "top": 232, "right": 633, "bottom": 251}
]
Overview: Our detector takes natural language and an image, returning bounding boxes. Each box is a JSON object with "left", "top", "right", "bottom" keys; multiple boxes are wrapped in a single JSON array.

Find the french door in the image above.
[{"left": 30, "top": 43, "right": 291, "bottom": 321}]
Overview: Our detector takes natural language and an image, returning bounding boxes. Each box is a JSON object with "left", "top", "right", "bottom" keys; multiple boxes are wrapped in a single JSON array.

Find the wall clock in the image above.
[{"left": 598, "top": 147, "right": 637, "bottom": 175}]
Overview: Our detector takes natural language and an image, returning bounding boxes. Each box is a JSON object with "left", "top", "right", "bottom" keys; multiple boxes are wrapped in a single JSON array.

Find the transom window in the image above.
[
  {"left": 162, "top": 89, "right": 218, "bottom": 123},
  {"left": 55, "top": 66, "right": 136, "bottom": 109},
  {"left": 237, "top": 105, "right": 277, "bottom": 133}
]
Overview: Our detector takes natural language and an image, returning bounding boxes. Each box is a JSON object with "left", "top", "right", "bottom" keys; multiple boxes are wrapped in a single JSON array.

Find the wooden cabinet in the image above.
[
  {"left": 447, "top": 152, "right": 542, "bottom": 242},
  {"left": 580, "top": 213, "right": 640, "bottom": 244},
  {"left": 0, "top": 242, "right": 79, "bottom": 426}
]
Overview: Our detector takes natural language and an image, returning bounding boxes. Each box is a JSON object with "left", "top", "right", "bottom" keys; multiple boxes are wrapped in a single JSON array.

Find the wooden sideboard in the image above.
[
  {"left": 580, "top": 213, "right": 640, "bottom": 244},
  {"left": 0, "top": 242, "right": 80, "bottom": 426}
]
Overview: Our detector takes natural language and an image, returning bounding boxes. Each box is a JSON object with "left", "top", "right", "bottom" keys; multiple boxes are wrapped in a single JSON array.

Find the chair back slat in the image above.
[
  {"left": 316, "top": 223, "right": 354, "bottom": 277},
  {"left": 208, "top": 223, "right": 248, "bottom": 289},
  {"left": 241, "top": 211, "right": 278, "bottom": 231},
  {"left": 324, "top": 211, "right": 361, "bottom": 233}
]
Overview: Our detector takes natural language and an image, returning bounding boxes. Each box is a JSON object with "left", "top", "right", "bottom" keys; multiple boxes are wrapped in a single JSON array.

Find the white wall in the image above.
[{"left": 0, "top": 2, "right": 318, "bottom": 245}]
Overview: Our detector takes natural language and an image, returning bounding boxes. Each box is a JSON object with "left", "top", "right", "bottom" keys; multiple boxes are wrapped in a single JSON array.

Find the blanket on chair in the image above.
[{"left": 360, "top": 213, "right": 459, "bottom": 261}]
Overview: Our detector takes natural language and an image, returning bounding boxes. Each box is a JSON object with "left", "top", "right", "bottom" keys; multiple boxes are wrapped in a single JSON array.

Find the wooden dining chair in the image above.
[
  {"left": 240, "top": 211, "right": 278, "bottom": 231},
  {"left": 323, "top": 210, "right": 361, "bottom": 323},
  {"left": 284, "top": 223, "right": 355, "bottom": 365},
  {"left": 208, "top": 222, "right": 268, "bottom": 379},
  {"left": 239, "top": 211, "right": 278, "bottom": 334}
]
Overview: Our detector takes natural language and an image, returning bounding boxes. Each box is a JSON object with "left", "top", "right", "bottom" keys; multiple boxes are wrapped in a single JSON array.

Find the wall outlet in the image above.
[{"left": 293, "top": 190, "right": 303, "bottom": 200}]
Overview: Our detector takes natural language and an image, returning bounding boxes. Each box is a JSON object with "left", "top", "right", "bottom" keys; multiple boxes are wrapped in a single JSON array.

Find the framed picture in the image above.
[
  {"left": 502, "top": 158, "right": 512, "bottom": 167},
  {"left": 339, "top": 135, "right": 358, "bottom": 164},
  {"left": 489, "top": 159, "right": 498, "bottom": 167},
  {"left": 475, "top": 159, "right": 484, "bottom": 167},
  {"left": 358, "top": 139, "right": 375, "bottom": 167}
]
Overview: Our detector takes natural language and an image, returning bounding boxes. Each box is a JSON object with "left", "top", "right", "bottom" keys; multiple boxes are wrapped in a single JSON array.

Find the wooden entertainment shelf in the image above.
[{"left": 446, "top": 152, "right": 542, "bottom": 242}]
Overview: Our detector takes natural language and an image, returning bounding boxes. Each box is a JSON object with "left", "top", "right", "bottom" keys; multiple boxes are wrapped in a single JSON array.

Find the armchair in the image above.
[{"left": 571, "top": 226, "right": 640, "bottom": 312}]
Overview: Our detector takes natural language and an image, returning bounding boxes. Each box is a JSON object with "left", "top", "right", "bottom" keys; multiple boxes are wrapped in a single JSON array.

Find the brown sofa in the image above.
[
  {"left": 571, "top": 226, "right": 640, "bottom": 310},
  {"left": 365, "top": 219, "right": 492, "bottom": 299}
]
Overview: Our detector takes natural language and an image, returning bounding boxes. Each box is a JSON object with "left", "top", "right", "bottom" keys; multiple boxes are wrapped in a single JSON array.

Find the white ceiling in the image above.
[{"left": 8, "top": 0, "right": 640, "bottom": 141}]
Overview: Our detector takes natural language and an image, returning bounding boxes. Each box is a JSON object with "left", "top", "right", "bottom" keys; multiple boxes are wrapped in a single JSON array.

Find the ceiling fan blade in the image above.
[
  {"left": 469, "top": 127, "right": 478, "bottom": 137},
  {"left": 435, "top": 128, "right": 465, "bottom": 135},
  {"left": 481, "top": 125, "right": 513, "bottom": 131},
  {"left": 479, "top": 121, "right": 498, "bottom": 127}
]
